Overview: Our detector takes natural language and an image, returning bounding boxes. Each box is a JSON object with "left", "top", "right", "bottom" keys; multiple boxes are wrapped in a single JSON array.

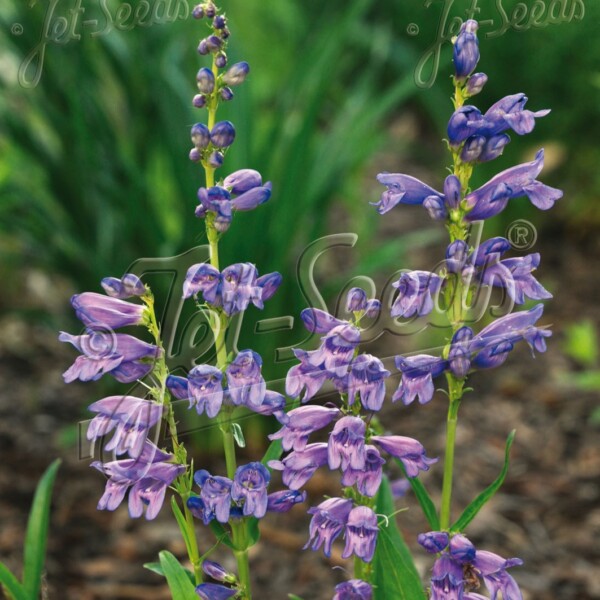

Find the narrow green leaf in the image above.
[
  {"left": 144, "top": 561, "right": 195, "bottom": 585},
  {"left": 158, "top": 551, "right": 198, "bottom": 600},
  {"left": 372, "top": 477, "right": 426, "bottom": 600},
  {"left": 209, "top": 521, "right": 235, "bottom": 549},
  {"left": 395, "top": 459, "right": 440, "bottom": 531},
  {"left": 288, "top": 595, "right": 305, "bottom": 600},
  {"left": 23, "top": 458, "right": 61, "bottom": 598},
  {"left": 171, "top": 496, "right": 194, "bottom": 560},
  {"left": 246, "top": 517, "right": 261, "bottom": 547},
  {"left": 0, "top": 563, "right": 27, "bottom": 600},
  {"left": 451, "top": 430, "right": 516, "bottom": 532},
  {"left": 261, "top": 438, "right": 283, "bottom": 466},
  {"left": 232, "top": 422, "right": 246, "bottom": 448}
]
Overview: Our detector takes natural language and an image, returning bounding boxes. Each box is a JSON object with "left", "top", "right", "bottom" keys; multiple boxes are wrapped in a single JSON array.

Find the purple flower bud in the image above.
[
  {"left": 192, "top": 4, "right": 204, "bottom": 18},
  {"left": 205, "top": 34, "right": 223, "bottom": 52},
  {"left": 341, "top": 445, "right": 385, "bottom": 497},
  {"left": 202, "top": 560, "right": 235, "bottom": 583},
  {"left": 418, "top": 531, "right": 449, "bottom": 553},
  {"left": 166, "top": 374, "right": 189, "bottom": 400},
  {"left": 231, "top": 462, "right": 270, "bottom": 518},
  {"left": 371, "top": 434, "right": 437, "bottom": 477},
  {"left": 223, "top": 168, "right": 262, "bottom": 194},
  {"left": 304, "top": 497, "right": 353, "bottom": 557},
  {"left": 196, "top": 67, "right": 215, "bottom": 94},
  {"left": 222, "top": 62, "right": 250, "bottom": 86},
  {"left": 346, "top": 287, "right": 368, "bottom": 312},
  {"left": 423, "top": 195, "right": 447, "bottom": 220},
  {"left": 193, "top": 94, "right": 207, "bottom": 108},
  {"left": 226, "top": 350, "right": 266, "bottom": 407},
  {"left": 101, "top": 274, "right": 145, "bottom": 299},
  {"left": 211, "top": 121, "right": 236, "bottom": 148},
  {"left": 208, "top": 150, "right": 224, "bottom": 168},
  {"left": 266, "top": 489, "right": 307, "bottom": 513},
  {"left": 197, "top": 39, "right": 209, "bottom": 55},
  {"left": 256, "top": 271, "right": 282, "bottom": 302},
  {"left": 365, "top": 299, "right": 381, "bottom": 318},
  {"left": 466, "top": 72, "right": 488, "bottom": 96},
  {"left": 449, "top": 533, "right": 476, "bottom": 563},
  {"left": 445, "top": 240, "right": 469, "bottom": 275},
  {"left": 187, "top": 364, "right": 224, "bottom": 418},
  {"left": 448, "top": 326, "right": 474, "bottom": 378},
  {"left": 191, "top": 123, "right": 211, "bottom": 148},
  {"left": 461, "top": 135, "right": 485, "bottom": 162},
  {"left": 447, "top": 105, "right": 483, "bottom": 146},
  {"left": 195, "top": 583, "right": 237, "bottom": 600},
  {"left": 342, "top": 506, "right": 379, "bottom": 563},
  {"left": 213, "top": 15, "right": 226, "bottom": 29},
  {"left": 328, "top": 416, "right": 367, "bottom": 471},
  {"left": 479, "top": 134, "right": 511, "bottom": 162},
  {"left": 347, "top": 354, "right": 390, "bottom": 412},
  {"left": 220, "top": 87, "right": 234, "bottom": 101},
  {"left": 70, "top": 292, "right": 146, "bottom": 328},
  {"left": 204, "top": 2, "right": 216, "bottom": 17},
  {"left": 333, "top": 579, "right": 373, "bottom": 600},
  {"left": 215, "top": 52, "right": 228, "bottom": 68},
  {"left": 453, "top": 19, "right": 479, "bottom": 80},
  {"left": 189, "top": 148, "right": 201, "bottom": 162},
  {"left": 268, "top": 443, "right": 328, "bottom": 490},
  {"left": 231, "top": 183, "right": 272, "bottom": 211},
  {"left": 391, "top": 271, "right": 443, "bottom": 318},
  {"left": 194, "top": 469, "right": 233, "bottom": 523},
  {"left": 374, "top": 173, "right": 443, "bottom": 214},
  {"left": 444, "top": 175, "right": 461, "bottom": 211}
]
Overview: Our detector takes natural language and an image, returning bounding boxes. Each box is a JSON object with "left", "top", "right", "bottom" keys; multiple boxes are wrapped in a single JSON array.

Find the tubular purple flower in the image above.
[
  {"left": 211, "top": 121, "right": 236, "bottom": 148},
  {"left": 223, "top": 169, "right": 263, "bottom": 194},
  {"left": 268, "top": 442, "right": 329, "bottom": 490},
  {"left": 346, "top": 287, "right": 368, "bottom": 312},
  {"left": 220, "top": 263, "right": 261, "bottom": 315},
  {"left": 304, "top": 497, "right": 353, "bottom": 557},
  {"left": 196, "top": 67, "right": 215, "bottom": 94},
  {"left": 479, "top": 134, "right": 511, "bottom": 162},
  {"left": 187, "top": 496, "right": 212, "bottom": 525},
  {"left": 226, "top": 350, "right": 266, "bottom": 407},
  {"left": 101, "top": 274, "right": 145, "bottom": 299},
  {"left": 424, "top": 195, "right": 447, "bottom": 220},
  {"left": 460, "top": 135, "right": 486, "bottom": 162},
  {"left": 245, "top": 389, "right": 288, "bottom": 422},
  {"left": 222, "top": 61, "right": 250, "bottom": 86},
  {"left": 202, "top": 560, "right": 235, "bottom": 583},
  {"left": 341, "top": 444, "right": 385, "bottom": 497},
  {"left": 187, "top": 364, "right": 224, "bottom": 417},
  {"left": 191, "top": 123, "right": 211, "bottom": 148},
  {"left": 473, "top": 550, "right": 523, "bottom": 600},
  {"left": 285, "top": 353, "right": 330, "bottom": 402},
  {"left": 365, "top": 299, "right": 381, "bottom": 318},
  {"left": 266, "top": 489, "right": 307, "bottom": 513},
  {"left": 392, "top": 354, "right": 447, "bottom": 405},
  {"left": 300, "top": 307, "right": 346, "bottom": 334},
  {"left": 347, "top": 354, "right": 390, "bottom": 412},
  {"left": 448, "top": 327, "right": 474, "bottom": 379},
  {"left": 484, "top": 93, "right": 550, "bottom": 136},
  {"left": 195, "top": 583, "right": 237, "bottom": 600},
  {"left": 194, "top": 469, "right": 233, "bottom": 523},
  {"left": 444, "top": 174, "right": 462, "bottom": 209},
  {"left": 418, "top": 531, "right": 450, "bottom": 554},
  {"left": 182, "top": 263, "right": 221, "bottom": 301},
  {"left": 230, "top": 182, "right": 272, "bottom": 211},
  {"left": 342, "top": 506, "right": 379, "bottom": 562},
  {"left": 328, "top": 416, "right": 367, "bottom": 471},
  {"left": 453, "top": 19, "right": 479, "bottom": 80},
  {"left": 268, "top": 405, "right": 340, "bottom": 452},
  {"left": 464, "top": 149, "right": 563, "bottom": 221},
  {"left": 256, "top": 271, "right": 282, "bottom": 302},
  {"left": 374, "top": 173, "right": 443, "bottom": 214},
  {"left": 166, "top": 374, "right": 189, "bottom": 399},
  {"left": 466, "top": 72, "right": 488, "bottom": 96},
  {"left": 370, "top": 435, "right": 437, "bottom": 477},
  {"left": 87, "top": 396, "right": 162, "bottom": 458},
  {"left": 70, "top": 292, "right": 147, "bottom": 328},
  {"left": 445, "top": 240, "right": 469, "bottom": 275},
  {"left": 391, "top": 271, "right": 443, "bottom": 318},
  {"left": 470, "top": 237, "right": 512, "bottom": 266},
  {"left": 430, "top": 553, "right": 465, "bottom": 600},
  {"left": 449, "top": 533, "right": 477, "bottom": 563},
  {"left": 231, "top": 462, "right": 271, "bottom": 518},
  {"left": 333, "top": 579, "right": 373, "bottom": 600},
  {"left": 447, "top": 105, "right": 483, "bottom": 145},
  {"left": 306, "top": 323, "right": 361, "bottom": 378}
]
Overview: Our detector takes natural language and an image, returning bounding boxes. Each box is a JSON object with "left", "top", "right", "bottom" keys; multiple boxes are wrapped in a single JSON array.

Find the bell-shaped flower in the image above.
[
  {"left": 231, "top": 462, "right": 271, "bottom": 518},
  {"left": 226, "top": 350, "right": 266, "bottom": 407},
  {"left": 304, "top": 497, "right": 353, "bottom": 557},
  {"left": 333, "top": 579, "right": 373, "bottom": 600},
  {"left": 70, "top": 292, "right": 147, "bottom": 328},
  {"left": 101, "top": 274, "right": 145, "bottom": 299},
  {"left": 328, "top": 416, "right": 367, "bottom": 471},
  {"left": 391, "top": 271, "right": 443, "bottom": 318},
  {"left": 268, "top": 443, "right": 329, "bottom": 490},
  {"left": 183, "top": 263, "right": 221, "bottom": 301},
  {"left": 59, "top": 331, "right": 160, "bottom": 383},
  {"left": 453, "top": 19, "right": 479, "bottom": 80},
  {"left": 87, "top": 396, "right": 162, "bottom": 458},
  {"left": 266, "top": 489, "right": 307, "bottom": 513},
  {"left": 195, "top": 583, "right": 237, "bottom": 600},
  {"left": 341, "top": 506, "right": 379, "bottom": 562},
  {"left": 370, "top": 435, "right": 437, "bottom": 477},
  {"left": 188, "top": 364, "right": 224, "bottom": 417},
  {"left": 473, "top": 550, "right": 524, "bottom": 600},
  {"left": 268, "top": 405, "right": 340, "bottom": 452},
  {"left": 194, "top": 469, "right": 233, "bottom": 524},
  {"left": 464, "top": 149, "right": 562, "bottom": 221},
  {"left": 374, "top": 173, "right": 443, "bottom": 214},
  {"left": 221, "top": 263, "right": 262, "bottom": 315},
  {"left": 347, "top": 354, "right": 390, "bottom": 412},
  {"left": 430, "top": 553, "right": 465, "bottom": 600},
  {"left": 306, "top": 323, "right": 361, "bottom": 378},
  {"left": 392, "top": 354, "right": 447, "bottom": 405},
  {"left": 341, "top": 444, "right": 385, "bottom": 497}
]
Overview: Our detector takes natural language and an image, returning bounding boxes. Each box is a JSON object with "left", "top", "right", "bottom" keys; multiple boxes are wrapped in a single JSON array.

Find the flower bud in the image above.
[
  {"left": 423, "top": 195, "right": 447, "bottom": 220},
  {"left": 202, "top": 560, "right": 236, "bottom": 583},
  {"left": 460, "top": 135, "right": 485, "bottom": 162},
  {"left": 208, "top": 151, "right": 224, "bottom": 168},
  {"left": 346, "top": 287, "right": 368, "bottom": 312},
  {"left": 211, "top": 121, "right": 236, "bottom": 148},
  {"left": 215, "top": 52, "right": 228, "bottom": 68},
  {"left": 204, "top": 2, "right": 216, "bottom": 17},
  {"left": 479, "top": 134, "right": 510, "bottom": 162},
  {"left": 417, "top": 531, "right": 449, "bottom": 554},
  {"left": 449, "top": 533, "right": 476, "bottom": 563},
  {"left": 221, "top": 28, "right": 230, "bottom": 40},
  {"left": 223, "top": 169, "right": 262, "bottom": 194},
  {"left": 205, "top": 35, "right": 223, "bottom": 52},
  {"left": 466, "top": 72, "right": 488, "bottom": 96},
  {"left": 196, "top": 68, "right": 215, "bottom": 94},
  {"left": 453, "top": 19, "right": 479, "bottom": 80},
  {"left": 213, "top": 15, "right": 226, "bottom": 29},
  {"left": 364, "top": 299, "right": 381, "bottom": 318},
  {"left": 193, "top": 94, "right": 207, "bottom": 108},
  {"left": 191, "top": 123, "right": 211, "bottom": 148},
  {"left": 189, "top": 148, "right": 202, "bottom": 162},
  {"left": 197, "top": 39, "right": 209, "bottom": 55},
  {"left": 220, "top": 87, "right": 234, "bottom": 101},
  {"left": 444, "top": 175, "right": 461, "bottom": 209},
  {"left": 192, "top": 4, "right": 204, "bottom": 18},
  {"left": 222, "top": 62, "right": 250, "bottom": 86}
]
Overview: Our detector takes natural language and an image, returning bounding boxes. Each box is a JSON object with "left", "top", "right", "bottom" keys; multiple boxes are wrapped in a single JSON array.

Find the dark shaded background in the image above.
[{"left": 1, "top": 0, "right": 599, "bottom": 598}]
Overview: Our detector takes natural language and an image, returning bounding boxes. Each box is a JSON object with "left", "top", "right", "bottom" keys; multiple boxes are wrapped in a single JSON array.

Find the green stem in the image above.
[
  {"left": 439, "top": 392, "right": 460, "bottom": 530},
  {"left": 184, "top": 500, "right": 204, "bottom": 584}
]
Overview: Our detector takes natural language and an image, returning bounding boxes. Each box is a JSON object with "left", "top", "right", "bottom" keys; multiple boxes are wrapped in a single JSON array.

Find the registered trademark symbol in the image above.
[
  {"left": 407, "top": 23, "right": 419, "bottom": 36},
  {"left": 506, "top": 219, "right": 537, "bottom": 250},
  {"left": 11, "top": 23, "right": 24, "bottom": 35}
]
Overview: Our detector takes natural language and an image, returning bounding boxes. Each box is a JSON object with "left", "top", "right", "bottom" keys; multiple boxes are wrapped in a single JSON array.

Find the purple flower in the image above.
[
  {"left": 430, "top": 553, "right": 464, "bottom": 600},
  {"left": 92, "top": 442, "right": 184, "bottom": 520},
  {"left": 231, "top": 462, "right": 270, "bottom": 518},
  {"left": 101, "top": 274, "right": 145, "bottom": 299},
  {"left": 221, "top": 263, "right": 262, "bottom": 316},
  {"left": 449, "top": 534, "right": 476, "bottom": 563},
  {"left": 196, "top": 186, "right": 233, "bottom": 231},
  {"left": 392, "top": 354, "right": 447, "bottom": 405},
  {"left": 473, "top": 550, "right": 523, "bottom": 600},
  {"left": 70, "top": 292, "right": 147, "bottom": 328},
  {"left": 268, "top": 405, "right": 340, "bottom": 452},
  {"left": 266, "top": 489, "right": 307, "bottom": 513},
  {"left": 59, "top": 331, "right": 160, "bottom": 383},
  {"left": 300, "top": 307, "right": 346, "bottom": 334},
  {"left": 453, "top": 20, "right": 479, "bottom": 80},
  {"left": 328, "top": 416, "right": 367, "bottom": 471},
  {"left": 226, "top": 350, "right": 266, "bottom": 407},
  {"left": 374, "top": 173, "right": 443, "bottom": 214},
  {"left": 222, "top": 61, "right": 250, "bottom": 86},
  {"left": 445, "top": 240, "right": 470, "bottom": 275},
  {"left": 285, "top": 351, "right": 330, "bottom": 402},
  {"left": 268, "top": 443, "right": 328, "bottom": 490},
  {"left": 365, "top": 299, "right": 381, "bottom": 318},
  {"left": 256, "top": 271, "right": 282, "bottom": 303},
  {"left": 211, "top": 121, "right": 236, "bottom": 148},
  {"left": 223, "top": 169, "right": 262, "bottom": 194},
  {"left": 165, "top": 374, "right": 190, "bottom": 399},
  {"left": 244, "top": 389, "right": 288, "bottom": 422},
  {"left": 371, "top": 435, "right": 437, "bottom": 477},
  {"left": 333, "top": 579, "right": 373, "bottom": 600},
  {"left": 342, "top": 506, "right": 378, "bottom": 562},
  {"left": 448, "top": 327, "right": 474, "bottom": 379},
  {"left": 418, "top": 531, "right": 450, "bottom": 554},
  {"left": 195, "top": 583, "right": 237, "bottom": 600},
  {"left": 188, "top": 364, "right": 224, "bottom": 417},
  {"left": 347, "top": 354, "right": 390, "bottom": 412},
  {"left": 183, "top": 263, "right": 221, "bottom": 301},
  {"left": 444, "top": 175, "right": 461, "bottom": 210},
  {"left": 230, "top": 182, "right": 272, "bottom": 212},
  {"left": 194, "top": 469, "right": 233, "bottom": 524},
  {"left": 196, "top": 67, "right": 215, "bottom": 94},
  {"left": 391, "top": 271, "right": 443, "bottom": 318},
  {"left": 306, "top": 323, "right": 361, "bottom": 377},
  {"left": 341, "top": 444, "right": 385, "bottom": 497},
  {"left": 202, "top": 560, "right": 235, "bottom": 583},
  {"left": 304, "top": 497, "right": 353, "bottom": 557},
  {"left": 464, "top": 149, "right": 562, "bottom": 221},
  {"left": 346, "top": 287, "right": 368, "bottom": 312},
  {"left": 87, "top": 396, "right": 162, "bottom": 458}
]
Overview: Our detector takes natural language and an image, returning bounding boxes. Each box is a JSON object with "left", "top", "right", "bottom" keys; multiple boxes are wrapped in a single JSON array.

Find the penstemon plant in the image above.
[{"left": 57, "top": 9, "right": 561, "bottom": 600}]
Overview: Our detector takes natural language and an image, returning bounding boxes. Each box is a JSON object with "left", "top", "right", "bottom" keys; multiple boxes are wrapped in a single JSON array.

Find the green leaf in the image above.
[
  {"left": 0, "top": 562, "right": 27, "bottom": 600},
  {"left": 288, "top": 595, "right": 305, "bottom": 600},
  {"left": 372, "top": 476, "right": 426, "bottom": 600},
  {"left": 232, "top": 422, "right": 246, "bottom": 448},
  {"left": 23, "top": 458, "right": 61, "bottom": 599},
  {"left": 171, "top": 496, "right": 195, "bottom": 561},
  {"left": 209, "top": 521, "right": 235, "bottom": 549},
  {"left": 144, "top": 561, "right": 195, "bottom": 585},
  {"left": 261, "top": 438, "right": 283, "bottom": 466},
  {"left": 451, "top": 430, "right": 516, "bottom": 532},
  {"left": 158, "top": 551, "right": 198, "bottom": 600},
  {"left": 395, "top": 459, "right": 440, "bottom": 531},
  {"left": 246, "top": 517, "right": 261, "bottom": 547}
]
